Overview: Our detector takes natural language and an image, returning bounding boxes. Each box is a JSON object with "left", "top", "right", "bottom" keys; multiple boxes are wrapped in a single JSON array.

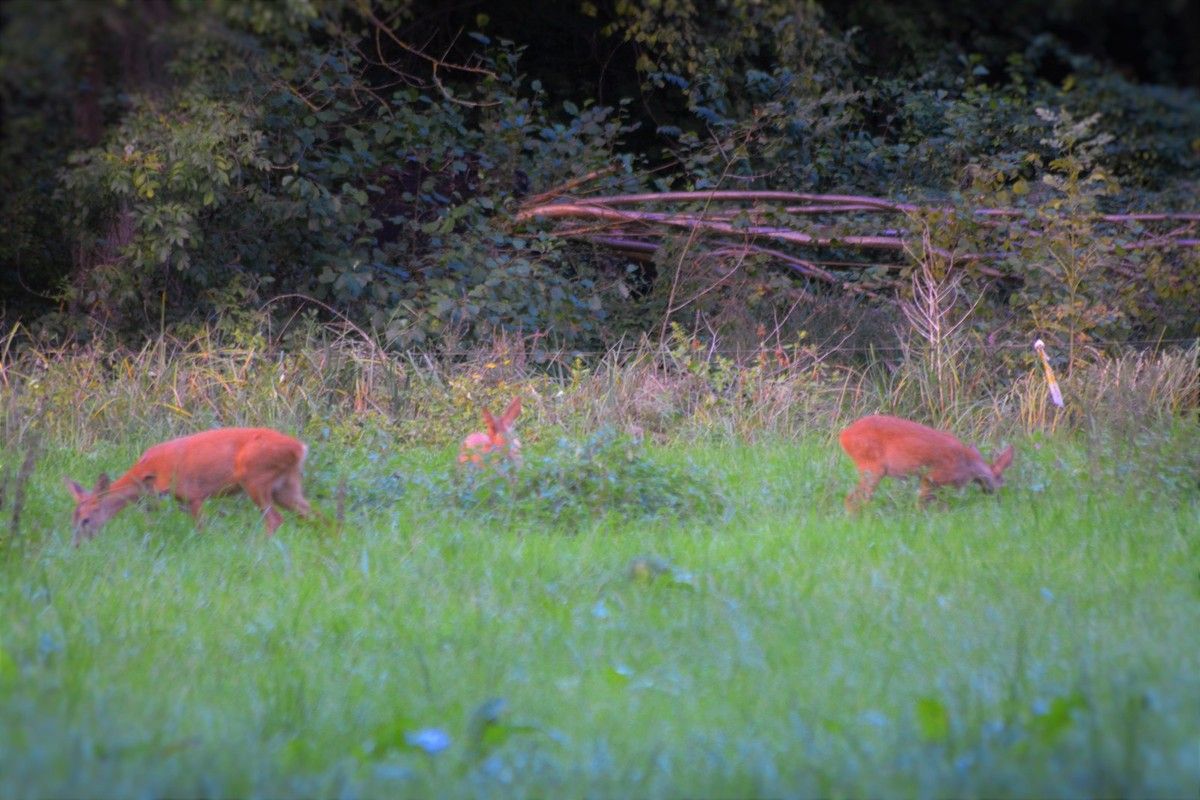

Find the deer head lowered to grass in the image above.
[
  {"left": 839, "top": 414, "right": 1014, "bottom": 512},
  {"left": 458, "top": 397, "right": 523, "bottom": 468},
  {"left": 64, "top": 427, "right": 313, "bottom": 545}
]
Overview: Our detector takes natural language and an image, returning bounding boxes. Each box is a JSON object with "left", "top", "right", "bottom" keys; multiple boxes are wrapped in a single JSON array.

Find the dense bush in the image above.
[
  {"left": 36, "top": 6, "right": 642, "bottom": 344},
  {"left": 407, "top": 428, "right": 727, "bottom": 528}
]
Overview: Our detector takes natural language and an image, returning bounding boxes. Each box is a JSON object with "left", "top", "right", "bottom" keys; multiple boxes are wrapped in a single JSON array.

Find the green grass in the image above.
[{"left": 1, "top": 435, "right": 1198, "bottom": 798}]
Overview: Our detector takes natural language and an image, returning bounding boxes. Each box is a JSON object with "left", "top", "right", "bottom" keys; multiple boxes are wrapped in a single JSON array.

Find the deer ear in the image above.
[
  {"left": 499, "top": 397, "right": 521, "bottom": 428},
  {"left": 483, "top": 409, "right": 497, "bottom": 437},
  {"left": 992, "top": 445, "right": 1014, "bottom": 476},
  {"left": 64, "top": 478, "right": 88, "bottom": 501},
  {"left": 95, "top": 473, "right": 112, "bottom": 492}
]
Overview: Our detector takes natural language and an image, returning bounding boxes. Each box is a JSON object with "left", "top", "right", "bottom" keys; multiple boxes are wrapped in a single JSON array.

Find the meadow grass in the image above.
[{"left": 2, "top": 431, "right": 1197, "bottom": 799}]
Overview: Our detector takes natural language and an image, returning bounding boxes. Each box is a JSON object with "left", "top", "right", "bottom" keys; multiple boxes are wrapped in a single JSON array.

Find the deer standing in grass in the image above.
[
  {"left": 839, "top": 415, "right": 1014, "bottom": 512},
  {"left": 65, "top": 428, "right": 312, "bottom": 545},
  {"left": 458, "top": 397, "right": 523, "bottom": 468}
]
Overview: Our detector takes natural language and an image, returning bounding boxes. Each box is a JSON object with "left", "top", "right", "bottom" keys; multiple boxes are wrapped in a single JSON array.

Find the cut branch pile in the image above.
[{"left": 514, "top": 186, "right": 1200, "bottom": 295}]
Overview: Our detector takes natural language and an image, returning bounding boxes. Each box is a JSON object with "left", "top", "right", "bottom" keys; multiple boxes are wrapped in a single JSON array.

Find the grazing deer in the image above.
[
  {"left": 839, "top": 414, "right": 1014, "bottom": 512},
  {"left": 65, "top": 427, "right": 312, "bottom": 545},
  {"left": 458, "top": 397, "right": 522, "bottom": 468}
]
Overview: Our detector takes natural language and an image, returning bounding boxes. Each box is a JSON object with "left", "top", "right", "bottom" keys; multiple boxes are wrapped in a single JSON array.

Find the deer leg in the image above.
[
  {"left": 243, "top": 479, "right": 284, "bottom": 535},
  {"left": 845, "top": 470, "right": 881, "bottom": 513},
  {"left": 187, "top": 498, "right": 206, "bottom": 529},
  {"left": 273, "top": 474, "right": 313, "bottom": 519},
  {"left": 918, "top": 477, "right": 938, "bottom": 508}
]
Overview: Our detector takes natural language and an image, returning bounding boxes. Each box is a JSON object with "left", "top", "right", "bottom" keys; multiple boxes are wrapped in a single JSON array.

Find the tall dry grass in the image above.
[{"left": 0, "top": 319, "right": 1195, "bottom": 457}]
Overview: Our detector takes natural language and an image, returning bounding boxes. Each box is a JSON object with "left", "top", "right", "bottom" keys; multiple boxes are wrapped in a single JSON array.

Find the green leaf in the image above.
[
  {"left": 355, "top": 712, "right": 416, "bottom": 760},
  {"left": 915, "top": 696, "right": 950, "bottom": 742},
  {"left": 1030, "top": 694, "right": 1084, "bottom": 746},
  {"left": 0, "top": 643, "right": 17, "bottom": 686},
  {"left": 605, "top": 664, "right": 633, "bottom": 687}
]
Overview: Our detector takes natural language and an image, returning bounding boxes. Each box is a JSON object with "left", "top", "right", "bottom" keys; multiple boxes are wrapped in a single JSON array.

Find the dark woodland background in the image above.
[{"left": 2, "top": 0, "right": 1198, "bottom": 352}]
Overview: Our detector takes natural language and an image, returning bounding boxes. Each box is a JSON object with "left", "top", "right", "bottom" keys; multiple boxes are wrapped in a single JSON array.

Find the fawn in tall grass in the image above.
[
  {"left": 839, "top": 414, "right": 1014, "bottom": 512},
  {"left": 458, "top": 397, "right": 523, "bottom": 468},
  {"left": 64, "top": 427, "right": 312, "bottom": 545}
]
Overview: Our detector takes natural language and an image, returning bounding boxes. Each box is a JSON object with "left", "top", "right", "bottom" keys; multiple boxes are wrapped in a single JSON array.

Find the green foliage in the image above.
[
  {"left": 425, "top": 427, "right": 726, "bottom": 526},
  {"left": 36, "top": 4, "right": 641, "bottom": 345},
  {"left": 1003, "top": 109, "right": 1123, "bottom": 367},
  {"left": 3, "top": 0, "right": 1199, "bottom": 349},
  {"left": 984, "top": 106, "right": 1199, "bottom": 364},
  {"left": 360, "top": 69, "right": 637, "bottom": 345},
  {"left": 914, "top": 695, "right": 951, "bottom": 742},
  {"left": 609, "top": 0, "right": 863, "bottom": 190},
  {"left": 60, "top": 96, "right": 272, "bottom": 307}
]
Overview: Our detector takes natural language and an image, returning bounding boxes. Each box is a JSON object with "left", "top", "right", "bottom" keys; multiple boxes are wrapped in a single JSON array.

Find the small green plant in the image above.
[{"left": 1013, "top": 108, "right": 1124, "bottom": 371}]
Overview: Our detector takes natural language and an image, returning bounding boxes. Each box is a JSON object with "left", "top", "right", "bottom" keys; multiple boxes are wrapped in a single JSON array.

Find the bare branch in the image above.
[{"left": 353, "top": 0, "right": 500, "bottom": 108}]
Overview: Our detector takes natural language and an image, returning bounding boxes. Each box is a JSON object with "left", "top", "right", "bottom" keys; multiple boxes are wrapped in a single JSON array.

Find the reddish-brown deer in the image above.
[
  {"left": 64, "top": 427, "right": 312, "bottom": 545},
  {"left": 839, "top": 414, "right": 1013, "bottom": 511},
  {"left": 458, "top": 397, "right": 523, "bottom": 468}
]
